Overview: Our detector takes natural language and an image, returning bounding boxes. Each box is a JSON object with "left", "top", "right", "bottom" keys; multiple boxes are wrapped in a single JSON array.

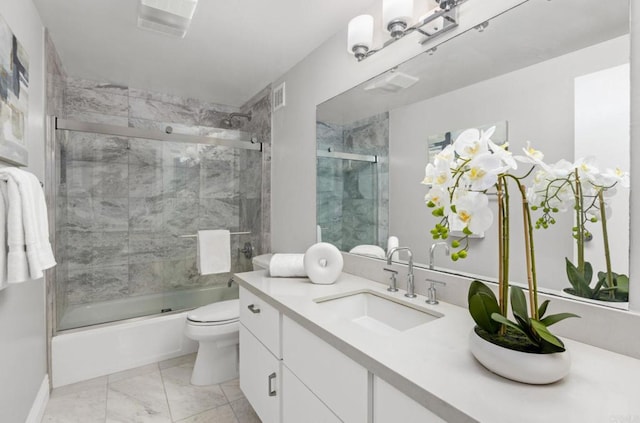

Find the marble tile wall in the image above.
[
  {"left": 316, "top": 114, "right": 389, "bottom": 252},
  {"left": 55, "top": 79, "right": 269, "bottom": 313}
]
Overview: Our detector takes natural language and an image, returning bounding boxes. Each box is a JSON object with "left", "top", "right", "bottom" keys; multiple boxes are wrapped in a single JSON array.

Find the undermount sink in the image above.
[{"left": 314, "top": 290, "right": 441, "bottom": 336}]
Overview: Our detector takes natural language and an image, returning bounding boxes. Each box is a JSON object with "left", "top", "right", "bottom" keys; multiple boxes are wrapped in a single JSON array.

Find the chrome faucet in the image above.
[
  {"left": 386, "top": 247, "right": 416, "bottom": 298},
  {"left": 429, "top": 242, "right": 450, "bottom": 270}
]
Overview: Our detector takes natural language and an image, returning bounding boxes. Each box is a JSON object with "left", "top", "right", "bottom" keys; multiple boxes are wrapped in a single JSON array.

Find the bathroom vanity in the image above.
[{"left": 236, "top": 270, "right": 640, "bottom": 423}]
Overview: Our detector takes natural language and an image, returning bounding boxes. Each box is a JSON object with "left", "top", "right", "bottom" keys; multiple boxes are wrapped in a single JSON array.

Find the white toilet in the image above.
[
  {"left": 184, "top": 254, "right": 273, "bottom": 386},
  {"left": 184, "top": 299, "right": 240, "bottom": 386}
]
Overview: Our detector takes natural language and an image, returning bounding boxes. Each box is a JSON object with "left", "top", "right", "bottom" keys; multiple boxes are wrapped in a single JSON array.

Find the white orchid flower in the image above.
[
  {"left": 600, "top": 167, "right": 630, "bottom": 188},
  {"left": 488, "top": 140, "right": 517, "bottom": 171},
  {"left": 463, "top": 152, "right": 502, "bottom": 191},
  {"left": 434, "top": 144, "right": 455, "bottom": 166},
  {"left": 451, "top": 192, "right": 493, "bottom": 235},
  {"left": 425, "top": 186, "right": 450, "bottom": 213},
  {"left": 574, "top": 156, "right": 600, "bottom": 183},
  {"left": 421, "top": 160, "right": 452, "bottom": 187},
  {"left": 453, "top": 127, "right": 494, "bottom": 160},
  {"left": 514, "top": 141, "right": 547, "bottom": 169}
]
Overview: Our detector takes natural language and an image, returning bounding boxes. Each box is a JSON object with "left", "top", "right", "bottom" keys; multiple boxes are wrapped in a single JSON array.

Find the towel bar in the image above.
[{"left": 179, "top": 232, "right": 251, "bottom": 238}]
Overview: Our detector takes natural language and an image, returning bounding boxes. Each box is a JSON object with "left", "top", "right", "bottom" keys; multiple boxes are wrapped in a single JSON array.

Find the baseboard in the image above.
[{"left": 25, "top": 374, "right": 49, "bottom": 423}]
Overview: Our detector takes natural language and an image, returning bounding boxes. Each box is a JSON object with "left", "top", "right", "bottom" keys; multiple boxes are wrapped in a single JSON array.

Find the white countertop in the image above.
[{"left": 235, "top": 270, "right": 640, "bottom": 423}]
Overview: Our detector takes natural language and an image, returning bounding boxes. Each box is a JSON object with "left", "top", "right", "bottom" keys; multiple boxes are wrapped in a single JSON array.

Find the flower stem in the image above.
[
  {"left": 598, "top": 190, "right": 614, "bottom": 297},
  {"left": 520, "top": 183, "right": 538, "bottom": 319},
  {"left": 574, "top": 169, "right": 585, "bottom": 272}
]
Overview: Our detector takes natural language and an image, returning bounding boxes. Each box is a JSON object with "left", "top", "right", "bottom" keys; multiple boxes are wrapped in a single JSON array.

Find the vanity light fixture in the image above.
[
  {"left": 137, "top": 0, "right": 198, "bottom": 38},
  {"left": 347, "top": 0, "right": 467, "bottom": 61}
]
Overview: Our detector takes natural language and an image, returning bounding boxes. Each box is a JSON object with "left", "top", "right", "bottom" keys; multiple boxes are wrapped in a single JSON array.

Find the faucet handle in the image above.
[
  {"left": 383, "top": 268, "right": 399, "bottom": 292},
  {"left": 426, "top": 280, "right": 446, "bottom": 305}
]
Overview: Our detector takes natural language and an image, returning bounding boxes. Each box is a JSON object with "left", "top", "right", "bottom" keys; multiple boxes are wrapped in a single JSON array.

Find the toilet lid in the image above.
[{"left": 187, "top": 299, "right": 239, "bottom": 323}]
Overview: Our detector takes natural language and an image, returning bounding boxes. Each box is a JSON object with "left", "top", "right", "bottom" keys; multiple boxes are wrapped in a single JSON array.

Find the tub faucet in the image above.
[
  {"left": 386, "top": 247, "right": 416, "bottom": 298},
  {"left": 429, "top": 242, "right": 450, "bottom": 270}
]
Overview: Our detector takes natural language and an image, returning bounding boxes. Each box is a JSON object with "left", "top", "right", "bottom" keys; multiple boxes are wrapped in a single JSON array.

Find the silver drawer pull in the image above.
[
  {"left": 248, "top": 304, "right": 261, "bottom": 314},
  {"left": 268, "top": 372, "right": 277, "bottom": 397}
]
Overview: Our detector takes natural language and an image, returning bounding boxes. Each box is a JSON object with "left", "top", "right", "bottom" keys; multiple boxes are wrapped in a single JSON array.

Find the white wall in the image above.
[
  {"left": 388, "top": 36, "right": 629, "bottom": 292},
  {"left": 0, "top": 0, "right": 48, "bottom": 421},
  {"left": 629, "top": 1, "right": 640, "bottom": 311},
  {"left": 270, "top": 0, "right": 527, "bottom": 253}
]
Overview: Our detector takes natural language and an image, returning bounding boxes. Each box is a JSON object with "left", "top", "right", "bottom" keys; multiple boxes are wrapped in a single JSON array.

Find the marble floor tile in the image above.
[
  {"left": 158, "top": 353, "right": 196, "bottom": 370},
  {"left": 106, "top": 369, "right": 171, "bottom": 422},
  {"left": 229, "top": 398, "right": 261, "bottom": 423},
  {"left": 161, "top": 362, "right": 228, "bottom": 421},
  {"left": 42, "top": 377, "right": 108, "bottom": 423},
  {"left": 174, "top": 404, "right": 238, "bottom": 423},
  {"left": 108, "top": 363, "right": 160, "bottom": 384},
  {"left": 220, "top": 379, "right": 245, "bottom": 403}
]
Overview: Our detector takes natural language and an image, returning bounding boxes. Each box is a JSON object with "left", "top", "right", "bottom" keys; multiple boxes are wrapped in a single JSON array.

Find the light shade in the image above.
[
  {"left": 347, "top": 15, "right": 374, "bottom": 56},
  {"left": 137, "top": 0, "right": 198, "bottom": 38},
  {"left": 382, "top": 0, "right": 414, "bottom": 33}
]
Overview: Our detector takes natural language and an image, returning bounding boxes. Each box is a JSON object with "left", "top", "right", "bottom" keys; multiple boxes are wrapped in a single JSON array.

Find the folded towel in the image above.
[
  {"left": 197, "top": 229, "right": 231, "bottom": 275},
  {"left": 349, "top": 245, "right": 386, "bottom": 259},
  {"left": 269, "top": 254, "right": 307, "bottom": 277}
]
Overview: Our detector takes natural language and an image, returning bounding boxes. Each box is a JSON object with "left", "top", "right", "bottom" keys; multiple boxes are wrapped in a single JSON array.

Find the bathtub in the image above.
[{"left": 52, "top": 285, "right": 238, "bottom": 387}]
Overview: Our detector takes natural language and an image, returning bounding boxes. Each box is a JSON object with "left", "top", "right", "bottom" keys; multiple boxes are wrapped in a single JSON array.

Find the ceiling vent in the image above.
[
  {"left": 137, "top": 0, "right": 198, "bottom": 38},
  {"left": 364, "top": 71, "right": 419, "bottom": 93},
  {"left": 273, "top": 83, "right": 286, "bottom": 111}
]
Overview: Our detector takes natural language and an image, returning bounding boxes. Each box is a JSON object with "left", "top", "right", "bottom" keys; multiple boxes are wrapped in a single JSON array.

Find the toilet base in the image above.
[{"left": 191, "top": 341, "right": 239, "bottom": 386}]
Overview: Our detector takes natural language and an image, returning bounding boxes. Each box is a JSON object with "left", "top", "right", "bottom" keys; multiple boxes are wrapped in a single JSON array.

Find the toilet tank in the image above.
[{"left": 251, "top": 254, "right": 273, "bottom": 271}]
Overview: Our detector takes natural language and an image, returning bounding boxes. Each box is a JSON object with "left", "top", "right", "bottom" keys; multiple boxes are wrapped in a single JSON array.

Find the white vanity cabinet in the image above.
[
  {"left": 282, "top": 316, "right": 369, "bottom": 423},
  {"left": 373, "top": 377, "right": 446, "bottom": 423},
  {"left": 239, "top": 287, "right": 282, "bottom": 423}
]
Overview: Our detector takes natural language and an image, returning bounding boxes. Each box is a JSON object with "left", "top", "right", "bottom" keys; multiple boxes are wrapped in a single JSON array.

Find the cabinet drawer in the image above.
[
  {"left": 283, "top": 316, "right": 368, "bottom": 423},
  {"left": 239, "top": 324, "right": 281, "bottom": 423},
  {"left": 239, "top": 286, "right": 281, "bottom": 358},
  {"left": 282, "top": 365, "right": 341, "bottom": 423},
  {"left": 374, "top": 377, "right": 445, "bottom": 423}
]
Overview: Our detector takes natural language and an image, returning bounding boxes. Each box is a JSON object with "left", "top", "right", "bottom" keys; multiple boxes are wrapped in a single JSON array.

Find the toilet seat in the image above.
[{"left": 187, "top": 299, "right": 239, "bottom": 324}]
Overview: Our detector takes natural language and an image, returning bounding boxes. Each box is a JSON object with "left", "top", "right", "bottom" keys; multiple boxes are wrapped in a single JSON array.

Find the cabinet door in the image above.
[
  {"left": 283, "top": 316, "right": 368, "bottom": 423},
  {"left": 240, "top": 324, "right": 281, "bottom": 423},
  {"left": 282, "top": 365, "right": 342, "bottom": 423},
  {"left": 374, "top": 377, "right": 445, "bottom": 423},
  {"left": 239, "top": 286, "right": 282, "bottom": 358}
]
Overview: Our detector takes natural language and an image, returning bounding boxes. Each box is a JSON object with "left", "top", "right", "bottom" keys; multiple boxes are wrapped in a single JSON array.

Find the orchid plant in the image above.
[
  {"left": 422, "top": 127, "right": 578, "bottom": 353},
  {"left": 528, "top": 156, "right": 630, "bottom": 301}
]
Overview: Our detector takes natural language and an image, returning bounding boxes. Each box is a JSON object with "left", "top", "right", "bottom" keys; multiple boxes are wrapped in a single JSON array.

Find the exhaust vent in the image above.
[
  {"left": 364, "top": 71, "right": 419, "bottom": 93},
  {"left": 273, "top": 82, "right": 286, "bottom": 111}
]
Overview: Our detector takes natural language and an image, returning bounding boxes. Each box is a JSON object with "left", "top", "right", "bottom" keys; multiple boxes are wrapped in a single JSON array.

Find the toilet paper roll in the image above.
[
  {"left": 269, "top": 254, "right": 307, "bottom": 277},
  {"left": 303, "top": 242, "right": 343, "bottom": 285}
]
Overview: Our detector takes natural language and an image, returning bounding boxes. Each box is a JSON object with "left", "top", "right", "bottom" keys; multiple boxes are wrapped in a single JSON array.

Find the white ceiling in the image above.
[{"left": 33, "top": 0, "right": 377, "bottom": 107}]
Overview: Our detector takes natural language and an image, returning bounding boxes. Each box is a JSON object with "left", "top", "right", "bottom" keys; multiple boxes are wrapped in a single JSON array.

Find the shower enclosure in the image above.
[
  {"left": 316, "top": 113, "right": 389, "bottom": 252},
  {"left": 52, "top": 118, "right": 263, "bottom": 331}
]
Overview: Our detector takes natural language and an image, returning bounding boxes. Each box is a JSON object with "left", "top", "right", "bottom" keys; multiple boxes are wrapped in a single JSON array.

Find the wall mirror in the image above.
[{"left": 316, "top": 0, "right": 631, "bottom": 309}]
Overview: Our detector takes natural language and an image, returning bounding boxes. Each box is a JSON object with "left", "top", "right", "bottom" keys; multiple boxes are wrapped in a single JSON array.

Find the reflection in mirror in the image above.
[{"left": 316, "top": 0, "right": 630, "bottom": 309}]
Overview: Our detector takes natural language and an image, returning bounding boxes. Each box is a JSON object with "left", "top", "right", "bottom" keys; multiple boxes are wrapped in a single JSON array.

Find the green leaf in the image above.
[
  {"left": 510, "top": 286, "right": 529, "bottom": 323},
  {"left": 565, "top": 258, "right": 593, "bottom": 297},
  {"left": 583, "top": 261, "right": 593, "bottom": 285},
  {"left": 450, "top": 205, "right": 457, "bottom": 214},
  {"left": 540, "top": 312, "right": 580, "bottom": 327},
  {"left": 463, "top": 227, "right": 473, "bottom": 235},
  {"left": 469, "top": 293, "right": 501, "bottom": 333},
  {"left": 490, "top": 313, "right": 528, "bottom": 336},
  {"left": 615, "top": 274, "right": 629, "bottom": 295},
  {"left": 538, "top": 300, "right": 550, "bottom": 318},
  {"left": 468, "top": 280, "right": 497, "bottom": 305},
  {"left": 530, "top": 320, "right": 566, "bottom": 352}
]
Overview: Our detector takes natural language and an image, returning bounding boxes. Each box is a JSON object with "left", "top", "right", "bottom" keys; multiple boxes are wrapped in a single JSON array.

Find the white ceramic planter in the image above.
[{"left": 468, "top": 329, "right": 571, "bottom": 385}]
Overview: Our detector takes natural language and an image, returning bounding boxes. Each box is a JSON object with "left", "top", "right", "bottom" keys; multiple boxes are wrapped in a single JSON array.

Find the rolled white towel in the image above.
[
  {"left": 304, "top": 242, "right": 343, "bottom": 285},
  {"left": 387, "top": 236, "right": 399, "bottom": 260},
  {"left": 349, "top": 245, "right": 386, "bottom": 259},
  {"left": 269, "top": 254, "right": 307, "bottom": 277}
]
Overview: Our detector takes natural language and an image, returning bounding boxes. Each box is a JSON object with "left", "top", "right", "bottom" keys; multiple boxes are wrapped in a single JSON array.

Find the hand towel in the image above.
[
  {"left": 197, "top": 229, "right": 231, "bottom": 275},
  {"left": 349, "top": 245, "right": 386, "bottom": 259},
  {"left": 3, "top": 176, "right": 30, "bottom": 283},
  {"left": 269, "top": 254, "right": 307, "bottom": 277},
  {"left": 304, "top": 243, "right": 343, "bottom": 285}
]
